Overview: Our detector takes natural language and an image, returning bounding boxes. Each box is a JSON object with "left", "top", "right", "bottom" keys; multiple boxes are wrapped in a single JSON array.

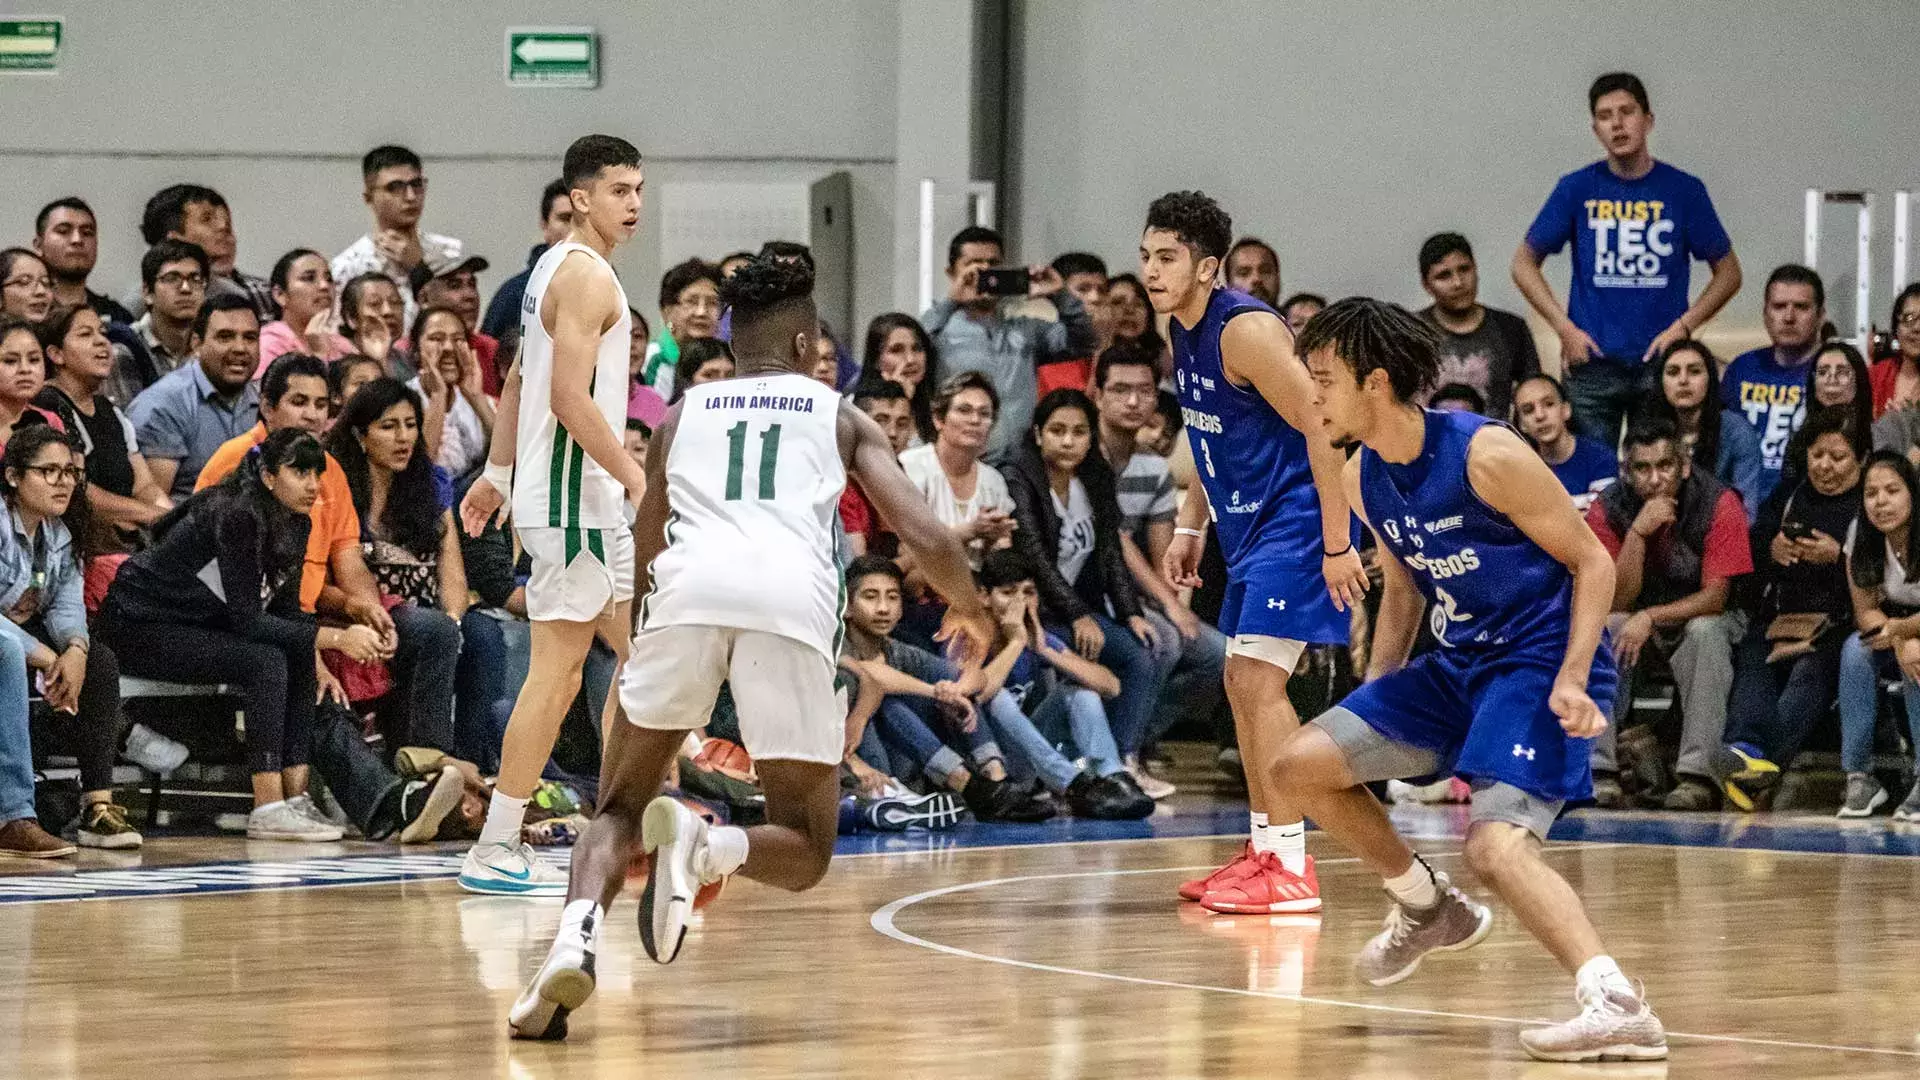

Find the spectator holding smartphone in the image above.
[{"left": 923, "top": 226, "right": 1095, "bottom": 463}]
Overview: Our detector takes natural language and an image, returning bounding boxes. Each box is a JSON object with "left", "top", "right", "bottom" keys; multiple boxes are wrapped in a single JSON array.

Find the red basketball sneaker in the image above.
[
  {"left": 1199, "top": 851, "right": 1322, "bottom": 914},
  {"left": 1178, "top": 842, "right": 1257, "bottom": 902}
]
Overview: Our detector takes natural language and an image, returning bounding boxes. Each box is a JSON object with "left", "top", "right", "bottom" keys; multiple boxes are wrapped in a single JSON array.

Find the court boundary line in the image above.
[{"left": 868, "top": 854, "right": 1920, "bottom": 1061}]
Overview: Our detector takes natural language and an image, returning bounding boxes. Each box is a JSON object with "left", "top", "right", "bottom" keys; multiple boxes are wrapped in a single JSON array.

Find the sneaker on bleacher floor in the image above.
[
  {"left": 1660, "top": 778, "right": 1717, "bottom": 811},
  {"left": 459, "top": 840, "right": 568, "bottom": 895},
  {"left": 1892, "top": 783, "right": 1920, "bottom": 823},
  {"left": 398, "top": 766, "right": 465, "bottom": 843},
  {"left": 861, "top": 789, "right": 966, "bottom": 832},
  {"left": 1123, "top": 757, "right": 1176, "bottom": 800},
  {"left": 1837, "top": 773, "right": 1888, "bottom": 818},
  {"left": 286, "top": 794, "right": 332, "bottom": 827},
  {"left": 247, "top": 800, "right": 345, "bottom": 842},
  {"left": 76, "top": 802, "right": 143, "bottom": 849},
  {"left": 122, "top": 722, "right": 189, "bottom": 774},
  {"left": 1590, "top": 772, "right": 1625, "bottom": 809},
  {"left": 1065, "top": 772, "right": 1155, "bottom": 820},
  {"left": 1712, "top": 744, "right": 1781, "bottom": 812},
  {"left": 0, "top": 817, "right": 76, "bottom": 858}
]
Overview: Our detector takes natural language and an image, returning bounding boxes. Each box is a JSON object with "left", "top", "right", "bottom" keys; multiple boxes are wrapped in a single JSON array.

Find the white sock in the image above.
[
  {"left": 1248, "top": 811, "right": 1271, "bottom": 854},
  {"left": 1269, "top": 819, "right": 1307, "bottom": 876},
  {"left": 478, "top": 790, "right": 529, "bottom": 847},
  {"left": 1576, "top": 955, "right": 1635, "bottom": 1001},
  {"left": 1383, "top": 855, "right": 1441, "bottom": 909},
  {"left": 699, "top": 824, "right": 749, "bottom": 883},
  {"left": 253, "top": 799, "right": 286, "bottom": 815},
  {"left": 559, "top": 898, "right": 603, "bottom": 951}
]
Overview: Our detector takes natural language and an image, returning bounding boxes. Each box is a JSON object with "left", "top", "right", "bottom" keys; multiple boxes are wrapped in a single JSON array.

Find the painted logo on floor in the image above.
[{"left": 0, "top": 850, "right": 571, "bottom": 905}]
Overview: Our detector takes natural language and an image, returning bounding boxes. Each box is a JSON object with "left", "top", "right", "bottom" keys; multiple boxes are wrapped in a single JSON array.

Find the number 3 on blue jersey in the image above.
[{"left": 1200, "top": 436, "right": 1216, "bottom": 478}]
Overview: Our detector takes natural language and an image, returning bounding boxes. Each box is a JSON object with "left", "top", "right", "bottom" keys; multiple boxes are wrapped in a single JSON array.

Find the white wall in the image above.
[
  {"left": 1015, "top": 0, "right": 1920, "bottom": 336},
  {"left": 0, "top": 1, "right": 898, "bottom": 329}
]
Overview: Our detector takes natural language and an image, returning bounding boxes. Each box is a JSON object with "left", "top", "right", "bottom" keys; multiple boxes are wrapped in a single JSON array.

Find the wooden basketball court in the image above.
[{"left": 4, "top": 779, "right": 1917, "bottom": 1078}]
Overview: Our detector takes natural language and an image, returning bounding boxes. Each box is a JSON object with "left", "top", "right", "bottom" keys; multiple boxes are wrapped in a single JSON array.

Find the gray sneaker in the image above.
[
  {"left": 1353, "top": 876, "right": 1494, "bottom": 986},
  {"left": 1520, "top": 984, "right": 1668, "bottom": 1062},
  {"left": 1837, "top": 773, "right": 1888, "bottom": 819},
  {"left": 1892, "top": 783, "right": 1920, "bottom": 823}
]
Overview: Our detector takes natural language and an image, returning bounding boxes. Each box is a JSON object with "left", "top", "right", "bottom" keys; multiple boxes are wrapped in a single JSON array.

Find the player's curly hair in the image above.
[
  {"left": 719, "top": 252, "right": 815, "bottom": 323},
  {"left": 1144, "top": 191, "right": 1232, "bottom": 262},
  {"left": 1292, "top": 296, "right": 1442, "bottom": 403}
]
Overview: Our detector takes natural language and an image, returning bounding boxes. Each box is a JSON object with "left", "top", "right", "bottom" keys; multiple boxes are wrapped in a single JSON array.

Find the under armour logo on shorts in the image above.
[{"left": 1512, "top": 744, "right": 1536, "bottom": 761}]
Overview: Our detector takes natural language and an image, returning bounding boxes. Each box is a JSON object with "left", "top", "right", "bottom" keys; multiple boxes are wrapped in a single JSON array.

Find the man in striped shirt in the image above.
[{"left": 1090, "top": 341, "right": 1226, "bottom": 760}]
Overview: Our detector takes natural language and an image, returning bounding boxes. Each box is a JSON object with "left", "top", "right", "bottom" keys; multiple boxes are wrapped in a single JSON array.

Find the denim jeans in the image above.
[
  {"left": 1724, "top": 622, "right": 1845, "bottom": 766},
  {"left": 1563, "top": 357, "right": 1648, "bottom": 445},
  {"left": 309, "top": 699, "right": 407, "bottom": 839},
  {"left": 456, "top": 610, "right": 613, "bottom": 776},
  {"left": 1141, "top": 606, "right": 1228, "bottom": 744},
  {"left": 1049, "top": 613, "right": 1160, "bottom": 757},
  {"left": 979, "top": 685, "right": 1126, "bottom": 793},
  {"left": 867, "top": 698, "right": 970, "bottom": 785},
  {"left": 388, "top": 603, "right": 463, "bottom": 754},
  {"left": 1837, "top": 631, "right": 1920, "bottom": 773},
  {"left": 0, "top": 633, "right": 36, "bottom": 821}
]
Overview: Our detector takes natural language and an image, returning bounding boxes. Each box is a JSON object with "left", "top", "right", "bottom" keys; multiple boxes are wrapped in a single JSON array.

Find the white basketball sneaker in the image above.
[
  {"left": 458, "top": 840, "right": 568, "bottom": 896},
  {"left": 639, "top": 797, "right": 711, "bottom": 964},
  {"left": 508, "top": 908, "right": 598, "bottom": 1040},
  {"left": 1520, "top": 983, "right": 1669, "bottom": 1062}
]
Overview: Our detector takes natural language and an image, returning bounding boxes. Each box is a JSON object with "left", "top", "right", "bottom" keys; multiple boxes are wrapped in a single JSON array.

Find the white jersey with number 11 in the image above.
[{"left": 640, "top": 372, "right": 846, "bottom": 659}]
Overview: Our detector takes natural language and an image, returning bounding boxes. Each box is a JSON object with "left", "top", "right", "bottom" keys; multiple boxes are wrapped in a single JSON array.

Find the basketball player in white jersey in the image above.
[
  {"left": 508, "top": 255, "right": 994, "bottom": 1040},
  {"left": 455, "top": 134, "right": 647, "bottom": 894}
]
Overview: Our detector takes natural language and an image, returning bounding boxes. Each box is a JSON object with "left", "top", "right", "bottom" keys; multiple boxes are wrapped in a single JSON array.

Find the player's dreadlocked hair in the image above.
[
  {"left": 719, "top": 252, "right": 815, "bottom": 329},
  {"left": 1144, "top": 191, "right": 1232, "bottom": 262},
  {"left": 1292, "top": 297, "right": 1443, "bottom": 403}
]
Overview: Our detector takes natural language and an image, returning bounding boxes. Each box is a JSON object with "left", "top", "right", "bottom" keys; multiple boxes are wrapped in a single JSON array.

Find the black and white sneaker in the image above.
[
  {"left": 398, "top": 765, "right": 465, "bottom": 843},
  {"left": 1836, "top": 773, "right": 1888, "bottom": 819},
  {"left": 508, "top": 911, "right": 597, "bottom": 1041},
  {"left": 861, "top": 790, "right": 966, "bottom": 831},
  {"left": 639, "top": 797, "right": 709, "bottom": 964}
]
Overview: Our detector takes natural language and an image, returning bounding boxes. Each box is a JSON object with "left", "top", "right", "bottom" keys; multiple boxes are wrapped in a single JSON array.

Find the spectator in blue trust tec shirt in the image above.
[
  {"left": 1721, "top": 264, "right": 1827, "bottom": 500},
  {"left": 1512, "top": 72, "right": 1743, "bottom": 445}
]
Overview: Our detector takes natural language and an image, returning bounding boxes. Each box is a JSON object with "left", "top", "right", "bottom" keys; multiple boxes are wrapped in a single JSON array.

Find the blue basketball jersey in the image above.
[
  {"left": 1358, "top": 410, "right": 1574, "bottom": 651},
  {"left": 1171, "top": 288, "right": 1328, "bottom": 577}
]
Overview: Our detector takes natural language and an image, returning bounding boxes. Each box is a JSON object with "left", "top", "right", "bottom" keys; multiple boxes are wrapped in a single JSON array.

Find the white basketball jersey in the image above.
[
  {"left": 513, "top": 242, "right": 632, "bottom": 530},
  {"left": 641, "top": 372, "right": 847, "bottom": 659}
]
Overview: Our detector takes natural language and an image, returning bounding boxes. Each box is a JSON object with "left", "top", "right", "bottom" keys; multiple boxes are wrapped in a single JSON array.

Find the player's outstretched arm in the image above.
[
  {"left": 1467, "top": 425, "right": 1616, "bottom": 737},
  {"left": 546, "top": 255, "right": 647, "bottom": 500},
  {"left": 1220, "top": 311, "right": 1367, "bottom": 610},
  {"left": 1343, "top": 456, "right": 1421, "bottom": 681},
  {"left": 840, "top": 402, "right": 994, "bottom": 664},
  {"left": 461, "top": 347, "right": 521, "bottom": 536}
]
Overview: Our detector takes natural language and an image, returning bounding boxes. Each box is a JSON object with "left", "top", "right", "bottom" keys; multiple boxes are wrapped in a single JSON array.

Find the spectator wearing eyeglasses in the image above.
[
  {"left": 141, "top": 184, "right": 276, "bottom": 324},
  {"left": 1870, "top": 284, "right": 1920, "bottom": 419},
  {"left": 332, "top": 145, "right": 465, "bottom": 334},
  {"left": 0, "top": 425, "right": 141, "bottom": 849},
  {"left": 130, "top": 239, "right": 211, "bottom": 388},
  {"left": 0, "top": 249, "right": 55, "bottom": 327},
  {"left": 639, "top": 259, "right": 724, "bottom": 394},
  {"left": 127, "top": 294, "right": 262, "bottom": 498},
  {"left": 32, "top": 198, "right": 134, "bottom": 327}
]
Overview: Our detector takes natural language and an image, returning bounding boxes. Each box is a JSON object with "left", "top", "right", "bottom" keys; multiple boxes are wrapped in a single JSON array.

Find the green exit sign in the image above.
[
  {"left": 0, "top": 17, "right": 62, "bottom": 72},
  {"left": 506, "top": 27, "right": 597, "bottom": 88}
]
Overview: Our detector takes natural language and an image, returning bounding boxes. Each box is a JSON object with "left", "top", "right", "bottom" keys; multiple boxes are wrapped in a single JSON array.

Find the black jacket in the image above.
[{"left": 1004, "top": 442, "right": 1141, "bottom": 625}]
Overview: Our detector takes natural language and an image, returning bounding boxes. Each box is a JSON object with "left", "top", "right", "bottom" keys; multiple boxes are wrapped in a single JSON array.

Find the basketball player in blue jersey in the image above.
[
  {"left": 1143, "top": 192, "right": 1367, "bottom": 915},
  {"left": 1276, "top": 298, "right": 1666, "bottom": 1062}
]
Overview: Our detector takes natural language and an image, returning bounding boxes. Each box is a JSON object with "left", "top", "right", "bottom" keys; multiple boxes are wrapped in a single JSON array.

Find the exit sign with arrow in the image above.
[
  {"left": 0, "top": 17, "right": 63, "bottom": 72},
  {"left": 506, "top": 27, "right": 597, "bottom": 88}
]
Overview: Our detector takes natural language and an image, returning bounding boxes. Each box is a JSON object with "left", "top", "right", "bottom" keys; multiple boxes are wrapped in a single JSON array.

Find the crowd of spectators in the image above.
[{"left": 1, "top": 66, "right": 1917, "bottom": 858}]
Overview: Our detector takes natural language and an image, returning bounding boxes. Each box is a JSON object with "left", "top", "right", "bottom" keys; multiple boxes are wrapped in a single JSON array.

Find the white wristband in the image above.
[
  {"left": 483, "top": 460, "right": 512, "bottom": 493},
  {"left": 1174, "top": 527, "right": 1204, "bottom": 540}
]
